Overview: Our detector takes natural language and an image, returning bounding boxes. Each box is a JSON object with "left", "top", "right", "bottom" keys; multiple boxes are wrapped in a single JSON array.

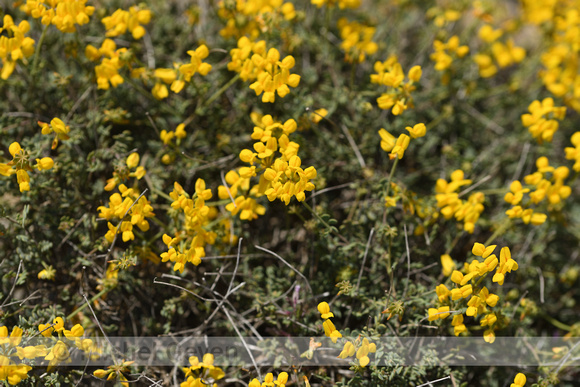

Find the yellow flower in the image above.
[
  {"left": 322, "top": 319, "right": 342, "bottom": 343},
  {"left": 356, "top": 338, "right": 376, "bottom": 367},
  {"left": 317, "top": 302, "right": 334, "bottom": 319},
  {"left": 405, "top": 123, "right": 426, "bottom": 138},
  {"left": 0, "top": 326, "right": 22, "bottom": 346},
  {"left": 511, "top": 373, "right": 526, "bottom": 387},
  {"left": 310, "top": 108, "right": 328, "bottom": 123},
  {"left": 440, "top": 254, "right": 456, "bottom": 276},
  {"left": 338, "top": 341, "right": 356, "bottom": 358},
  {"left": 389, "top": 134, "right": 410, "bottom": 160},
  {"left": 378, "top": 129, "right": 395, "bottom": 152},
  {"left": 38, "top": 265, "right": 56, "bottom": 280},
  {"left": 472, "top": 242, "right": 496, "bottom": 258},
  {"left": 428, "top": 306, "right": 450, "bottom": 321}
]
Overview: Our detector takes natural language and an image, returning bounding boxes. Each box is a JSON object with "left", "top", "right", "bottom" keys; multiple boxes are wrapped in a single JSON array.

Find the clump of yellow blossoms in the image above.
[
  {"left": 101, "top": 5, "right": 152, "bottom": 40},
  {"left": 217, "top": 0, "right": 296, "bottom": 40},
  {"left": 103, "top": 152, "right": 146, "bottom": 192},
  {"left": 138, "top": 44, "right": 212, "bottom": 100},
  {"left": 378, "top": 123, "right": 426, "bottom": 160},
  {"left": 565, "top": 132, "right": 580, "bottom": 171},
  {"left": 218, "top": 113, "right": 316, "bottom": 220},
  {"left": 312, "top": 0, "right": 360, "bottom": 9},
  {"left": 0, "top": 15, "right": 35, "bottom": 80},
  {"left": 38, "top": 117, "right": 70, "bottom": 149},
  {"left": 228, "top": 38, "right": 300, "bottom": 102},
  {"left": 505, "top": 157, "right": 571, "bottom": 224},
  {"left": 430, "top": 35, "right": 469, "bottom": 84},
  {"left": 521, "top": 0, "right": 580, "bottom": 110},
  {"left": 98, "top": 183, "right": 155, "bottom": 243},
  {"left": 337, "top": 18, "right": 378, "bottom": 64},
  {"left": 521, "top": 97, "right": 566, "bottom": 143},
  {"left": 249, "top": 372, "right": 289, "bottom": 387},
  {"left": 38, "top": 317, "right": 98, "bottom": 368},
  {"left": 426, "top": 6, "right": 461, "bottom": 27},
  {"left": 160, "top": 123, "right": 187, "bottom": 164},
  {"left": 0, "top": 142, "right": 53, "bottom": 192},
  {"left": 160, "top": 180, "right": 216, "bottom": 273},
  {"left": 317, "top": 302, "right": 342, "bottom": 343},
  {"left": 473, "top": 24, "right": 525, "bottom": 78},
  {"left": 432, "top": 243, "right": 518, "bottom": 342},
  {"left": 371, "top": 56, "right": 422, "bottom": 115},
  {"left": 435, "top": 170, "right": 485, "bottom": 233},
  {"left": 228, "top": 38, "right": 300, "bottom": 103},
  {"left": 0, "top": 325, "right": 32, "bottom": 385},
  {"left": 20, "top": 0, "right": 95, "bottom": 33},
  {"left": 85, "top": 38, "right": 129, "bottom": 90},
  {"left": 181, "top": 353, "right": 225, "bottom": 387},
  {"left": 93, "top": 359, "right": 134, "bottom": 386},
  {"left": 338, "top": 336, "right": 377, "bottom": 367}
]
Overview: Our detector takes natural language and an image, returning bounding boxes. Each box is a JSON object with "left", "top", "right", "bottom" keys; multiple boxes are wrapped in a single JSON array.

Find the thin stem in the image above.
[
  {"left": 382, "top": 156, "right": 400, "bottom": 224},
  {"left": 484, "top": 219, "right": 511, "bottom": 246},
  {"left": 542, "top": 313, "right": 572, "bottom": 331},
  {"left": 30, "top": 24, "right": 49, "bottom": 77},
  {"left": 66, "top": 287, "right": 110, "bottom": 321}
]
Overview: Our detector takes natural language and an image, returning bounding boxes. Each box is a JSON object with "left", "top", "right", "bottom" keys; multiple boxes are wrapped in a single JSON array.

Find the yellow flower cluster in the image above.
[
  {"left": 317, "top": 302, "right": 342, "bottom": 343},
  {"left": 93, "top": 359, "right": 134, "bottom": 386},
  {"left": 426, "top": 6, "right": 461, "bottom": 27},
  {"left": 378, "top": 123, "right": 426, "bottom": 160},
  {"left": 0, "top": 142, "right": 53, "bottom": 192},
  {"left": 98, "top": 183, "right": 155, "bottom": 243},
  {"left": 228, "top": 38, "right": 300, "bottom": 102},
  {"left": 505, "top": 157, "right": 571, "bottom": 224},
  {"left": 565, "top": 132, "right": 580, "bottom": 171},
  {"left": 217, "top": 0, "right": 296, "bottom": 39},
  {"left": 249, "top": 372, "right": 289, "bottom": 387},
  {"left": 0, "top": 15, "right": 35, "bottom": 80},
  {"left": 161, "top": 180, "right": 217, "bottom": 273},
  {"left": 430, "top": 35, "right": 469, "bottom": 84},
  {"left": 0, "top": 319, "right": 97, "bottom": 385},
  {"left": 338, "top": 337, "right": 377, "bottom": 367},
  {"left": 311, "top": 0, "right": 360, "bottom": 8},
  {"left": 85, "top": 39, "right": 128, "bottom": 90},
  {"left": 474, "top": 24, "right": 525, "bottom": 78},
  {"left": 38, "top": 117, "right": 70, "bottom": 149},
  {"left": 104, "top": 152, "right": 146, "bottom": 192},
  {"left": 218, "top": 114, "right": 316, "bottom": 218},
  {"left": 529, "top": 1, "right": 580, "bottom": 110},
  {"left": 310, "top": 0, "right": 361, "bottom": 9},
  {"left": 0, "top": 326, "right": 32, "bottom": 385},
  {"left": 521, "top": 97, "right": 566, "bottom": 143},
  {"left": 337, "top": 18, "right": 378, "bottom": 64},
  {"left": 435, "top": 170, "right": 485, "bottom": 233},
  {"left": 160, "top": 123, "right": 187, "bottom": 164},
  {"left": 181, "top": 353, "right": 225, "bottom": 387},
  {"left": 101, "top": 5, "right": 152, "bottom": 40},
  {"left": 141, "top": 45, "right": 212, "bottom": 100},
  {"left": 371, "top": 56, "right": 422, "bottom": 115},
  {"left": 38, "top": 317, "right": 97, "bottom": 362},
  {"left": 21, "top": 0, "right": 95, "bottom": 33},
  {"left": 433, "top": 243, "right": 518, "bottom": 342}
]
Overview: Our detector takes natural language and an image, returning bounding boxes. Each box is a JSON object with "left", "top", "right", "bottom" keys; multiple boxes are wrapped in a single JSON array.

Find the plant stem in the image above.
[
  {"left": 484, "top": 218, "right": 511, "bottom": 245},
  {"left": 542, "top": 313, "right": 572, "bottom": 331},
  {"left": 382, "top": 156, "right": 400, "bottom": 223},
  {"left": 30, "top": 24, "right": 49, "bottom": 78},
  {"left": 203, "top": 73, "right": 240, "bottom": 109},
  {"left": 66, "top": 287, "right": 111, "bottom": 321}
]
